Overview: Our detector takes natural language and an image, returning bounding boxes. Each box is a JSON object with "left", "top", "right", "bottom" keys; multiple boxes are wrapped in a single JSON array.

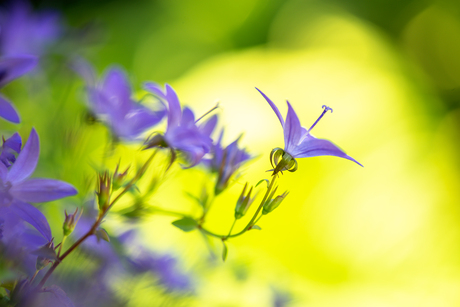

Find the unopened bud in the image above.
[
  {"left": 97, "top": 172, "right": 111, "bottom": 211},
  {"left": 235, "top": 183, "right": 256, "bottom": 219},
  {"left": 263, "top": 191, "right": 289, "bottom": 214},
  {"left": 63, "top": 208, "right": 82, "bottom": 236},
  {"left": 113, "top": 163, "right": 130, "bottom": 190}
]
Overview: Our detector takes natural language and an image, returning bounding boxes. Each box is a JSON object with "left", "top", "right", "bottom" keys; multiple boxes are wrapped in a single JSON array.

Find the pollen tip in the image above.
[{"left": 322, "top": 105, "right": 333, "bottom": 113}]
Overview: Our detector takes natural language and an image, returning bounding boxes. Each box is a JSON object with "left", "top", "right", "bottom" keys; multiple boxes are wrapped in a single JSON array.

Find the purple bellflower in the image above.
[
  {"left": 256, "top": 88, "right": 362, "bottom": 174},
  {"left": 0, "top": 1, "right": 62, "bottom": 57},
  {"left": 77, "top": 63, "right": 166, "bottom": 141},
  {"left": 144, "top": 83, "right": 217, "bottom": 167},
  {"left": 202, "top": 129, "right": 251, "bottom": 194},
  {"left": 0, "top": 55, "right": 38, "bottom": 123},
  {"left": 0, "top": 128, "right": 77, "bottom": 242}
]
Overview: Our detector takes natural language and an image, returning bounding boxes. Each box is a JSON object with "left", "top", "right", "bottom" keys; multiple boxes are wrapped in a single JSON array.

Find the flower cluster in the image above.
[{"left": 0, "top": 2, "right": 363, "bottom": 306}]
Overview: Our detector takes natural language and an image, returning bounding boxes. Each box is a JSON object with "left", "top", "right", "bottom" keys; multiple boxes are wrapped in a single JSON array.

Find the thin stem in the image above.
[
  {"left": 30, "top": 270, "right": 39, "bottom": 283},
  {"left": 57, "top": 236, "right": 67, "bottom": 258},
  {"left": 227, "top": 219, "right": 237, "bottom": 237},
  {"left": 37, "top": 150, "right": 157, "bottom": 289},
  {"left": 200, "top": 175, "right": 278, "bottom": 239}
]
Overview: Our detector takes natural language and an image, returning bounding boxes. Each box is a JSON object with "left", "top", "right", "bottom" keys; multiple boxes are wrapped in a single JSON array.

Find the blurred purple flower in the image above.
[
  {"left": 257, "top": 88, "right": 362, "bottom": 167},
  {"left": 0, "top": 55, "right": 38, "bottom": 123},
  {"left": 144, "top": 82, "right": 217, "bottom": 167},
  {"left": 0, "top": 129, "right": 77, "bottom": 240},
  {"left": 76, "top": 62, "right": 166, "bottom": 141},
  {"left": 0, "top": 1, "right": 62, "bottom": 56},
  {"left": 202, "top": 129, "right": 251, "bottom": 194}
]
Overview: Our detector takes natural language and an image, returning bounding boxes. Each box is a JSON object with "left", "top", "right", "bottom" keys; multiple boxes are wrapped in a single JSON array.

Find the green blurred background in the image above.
[{"left": 7, "top": 0, "right": 460, "bottom": 305}]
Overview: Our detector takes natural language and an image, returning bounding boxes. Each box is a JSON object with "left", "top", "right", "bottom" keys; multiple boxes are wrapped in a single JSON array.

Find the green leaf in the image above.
[
  {"left": 222, "top": 241, "right": 228, "bottom": 262},
  {"left": 172, "top": 217, "right": 198, "bottom": 232},
  {"left": 255, "top": 179, "right": 269, "bottom": 188},
  {"left": 251, "top": 225, "right": 262, "bottom": 230},
  {"left": 95, "top": 228, "right": 110, "bottom": 242}
]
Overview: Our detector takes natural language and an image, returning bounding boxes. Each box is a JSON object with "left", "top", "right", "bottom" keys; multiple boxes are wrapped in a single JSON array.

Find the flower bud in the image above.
[
  {"left": 63, "top": 208, "right": 82, "bottom": 236},
  {"left": 263, "top": 191, "right": 289, "bottom": 215},
  {"left": 97, "top": 172, "right": 111, "bottom": 211},
  {"left": 113, "top": 163, "right": 130, "bottom": 190},
  {"left": 234, "top": 183, "right": 256, "bottom": 219}
]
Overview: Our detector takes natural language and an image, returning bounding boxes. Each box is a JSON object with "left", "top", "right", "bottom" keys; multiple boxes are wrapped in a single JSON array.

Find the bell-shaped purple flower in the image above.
[
  {"left": 0, "top": 55, "right": 38, "bottom": 123},
  {"left": 77, "top": 62, "right": 166, "bottom": 141},
  {"left": 144, "top": 82, "right": 217, "bottom": 167},
  {"left": 256, "top": 88, "right": 362, "bottom": 169},
  {"left": 0, "top": 129, "right": 77, "bottom": 214},
  {"left": 202, "top": 130, "right": 251, "bottom": 194}
]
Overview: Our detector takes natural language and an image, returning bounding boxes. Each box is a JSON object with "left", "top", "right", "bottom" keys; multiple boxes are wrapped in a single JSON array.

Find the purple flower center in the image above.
[{"left": 308, "top": 105, "right": 333, "bottom": 132}]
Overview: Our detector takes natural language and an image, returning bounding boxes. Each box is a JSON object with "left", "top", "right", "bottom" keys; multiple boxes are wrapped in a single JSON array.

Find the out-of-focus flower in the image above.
[
  {"left": 0, "top": 129, "right": 77, "bottom": 241},
  {"left": 0, "top": 55, "right": 38, "bottom": 123},
  {"left": 144, "top": 83, "right": 217, "bottom": 167},
  {"left": 128, "top": 247, "right": 192, "bottom": 292},
  {"left": 0, "top": 1, "right": 62, "bottom": 56},
  {"left": 256, "top": 88, "right": 362, "bottom": 173},
  {"left": 76, "top": 62, "right": 166, "bottom": 141},
  {"left": 202, "top": 130, "right": 251, "bottom": 194}
]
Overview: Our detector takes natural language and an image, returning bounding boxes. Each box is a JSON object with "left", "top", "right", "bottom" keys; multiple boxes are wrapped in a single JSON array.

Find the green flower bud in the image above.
[
  {"left": 263, "top": 191, "right": 289, "bottom": 214},
  {"left": 113, "top": 163, "right": 130, "bottom": 190},
  {"left": 97, "top": 172, "right": 111, "bottom": 211},
  {"left": 63, "top": 207, "right": 82, "bottom": 236},
  {"left": 235, "top": 183, "right": 256, "bottom": 219}
]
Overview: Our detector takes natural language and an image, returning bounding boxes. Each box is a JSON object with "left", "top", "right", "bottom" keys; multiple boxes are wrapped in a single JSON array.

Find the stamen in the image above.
[
  {"left": 195, "top": 102, "right": 220, "bottom": 123},
  {"left": 307, "top": 105, "right": 333, "bottom": 132}
]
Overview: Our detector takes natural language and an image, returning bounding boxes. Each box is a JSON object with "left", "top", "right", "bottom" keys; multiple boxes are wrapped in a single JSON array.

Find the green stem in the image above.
[
  {"left": 200, "top": 175, "right": 277, "bottom": 239},
  {"left": 227, "top": 219, "right": 237, "bottom": 237},
  {"left": 37, "top": 150, "right": 157, "bottom": 289}
]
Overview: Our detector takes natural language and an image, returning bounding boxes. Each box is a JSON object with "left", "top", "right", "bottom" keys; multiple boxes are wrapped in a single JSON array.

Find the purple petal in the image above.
[
  {"left": 7, "top": 128, "right": 39, "bottom": 184},
  {"left": 290, "top": 137, "right": 363, "bottom": 166},
  {"left": 11, "top": 178, "right": 78, "bottom": 203},
  {"left": 0, "top": 163, "right": 7, "bottom": 181},
  {"left": 101, "top": 67, "right": 132, "bottom": 106},
  {"left": 0, "top": 95, "right": 20, "bottom": 123},
  {"left": 256, "top": 88, "right": 284, "bottom": 127},
  {"left": 165, "top": 84, "right": 182, "bottom": 127},
  {"left": 42, "top": 285, "right": 75, "bottom": 307},
  {"left": 111, "top": 107, "right": 165, "bottom": 140},
  {"left": 10, "top": 200, "right": 52, "bottom": 241},
  {"left": 180, "top": 107, "right": 195, "bottom": 127},
  {"left": 144, "top": 82, "right": 166, "bottom": 98},
  {"left": 199, "top": 114, "right": 218, "bottom": 137},
  {"left": 71, "top": 57, "right": 96, "bottom": 86},
  {"left": 0, "top": 55, "right": 38, "bottom": 88},
  {"left": 283, "top": 101, "right": 303, "bottom": 154}
]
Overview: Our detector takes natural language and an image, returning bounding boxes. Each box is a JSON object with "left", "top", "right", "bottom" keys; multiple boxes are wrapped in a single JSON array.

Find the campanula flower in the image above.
[
  {"left": 202, "top": 130, "right": 251, "bottom": 194},
  {"left": 144, "top": 82, "right": 217, "bottom": 167},
  {"left": 0, "top": 1, "right": 62, "bottom": 56},
  {"left": 0, "top": 129, "right": 77, "bottom": 242},
  {"left": 256, "top": 88, "right": 362, "bottom": 173},
  {"left": 77, "top": 63, "right": 166, "bottom": 141},
  {"left": 0, "top": 55, "right": 38, "bottom": 123}
]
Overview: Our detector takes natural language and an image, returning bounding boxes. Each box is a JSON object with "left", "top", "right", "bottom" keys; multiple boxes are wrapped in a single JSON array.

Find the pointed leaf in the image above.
[
  {"left": 95, "top": 228, "right": 110, "bottom": 242},
  {"left": 255, "top": 179, "right": 269, "bottom": 189},
  {"left": 172, "top": 217, "right": 197, "bottom": 232},
  {"left": 222, "top": 241, "right": 228, "bottom": 261},
  {"left": 251, "top": 225, "right": 262, "bottom": 230}
]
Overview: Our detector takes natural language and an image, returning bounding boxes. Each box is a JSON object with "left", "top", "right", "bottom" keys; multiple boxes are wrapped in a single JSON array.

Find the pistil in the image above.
[{"left": 308, "top": 105, "right": 333, "bottom": 132}]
